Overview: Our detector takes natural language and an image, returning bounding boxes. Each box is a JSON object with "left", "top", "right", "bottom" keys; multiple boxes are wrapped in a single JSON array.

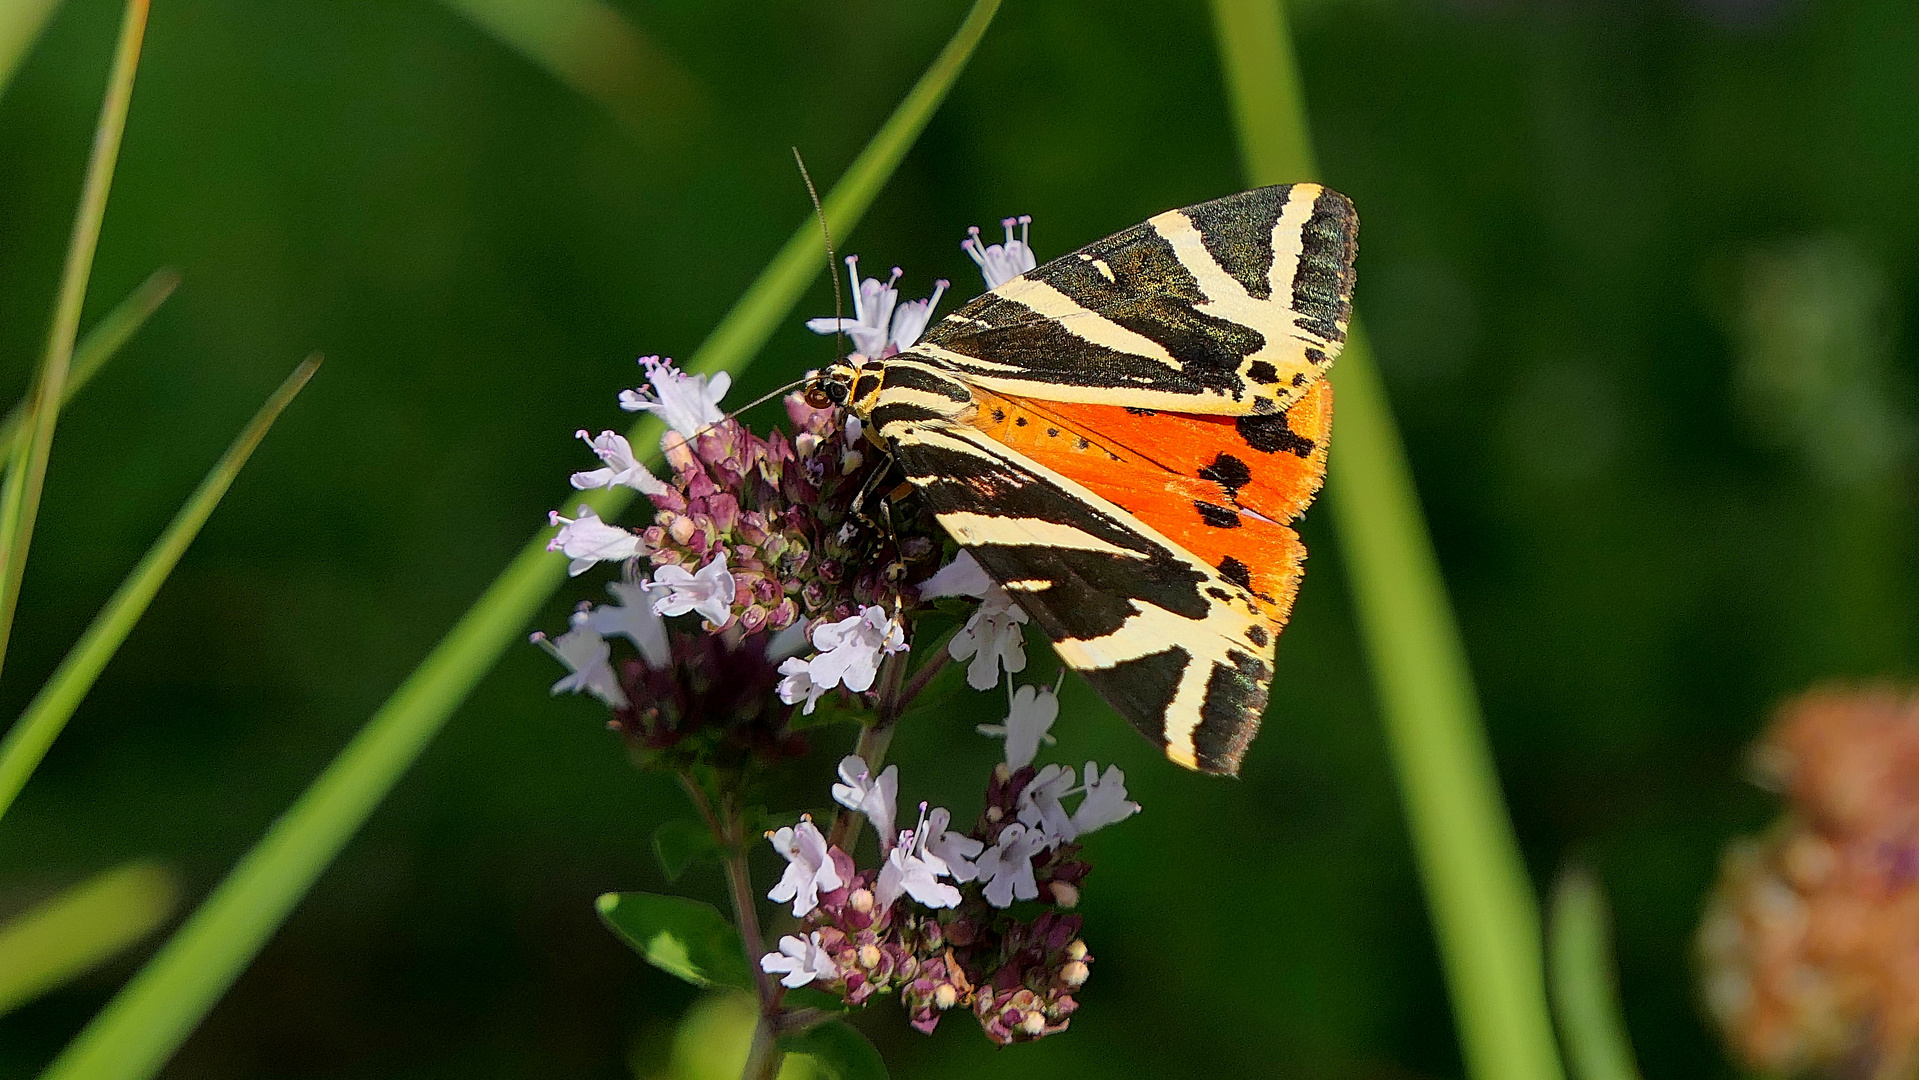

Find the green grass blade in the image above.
[
  {"left": 1550, "top": 870, "right": 1647, "bottom": 1080},
  {"left": 35, "top": 5, "right": 999, "bottom": 1078},
  {"left": 0, "top": 0, "right": 63, "bottom": 100},
  {"left": 438, "top": 0, "right": 706, "bottom": 140},
  {"left": 0, "top": 0, "right": 150, "bottom": 684},
  {"left": 0, "top": 863, "right": 178, "bottom": 1019},
  {"left": 0, "top": 357, "right": 322, "bottom": 827},
  {"left": 1208, "top": 3, "right": 1565, "bottom": 1080},
  {"left": 0, "top": 268, "right": 180, "bottom": 459}
]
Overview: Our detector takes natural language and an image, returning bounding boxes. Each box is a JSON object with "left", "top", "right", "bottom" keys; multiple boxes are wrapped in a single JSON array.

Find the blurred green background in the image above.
[{"left": 1, "top": 0, "right": 1915, "bottom": 1075}]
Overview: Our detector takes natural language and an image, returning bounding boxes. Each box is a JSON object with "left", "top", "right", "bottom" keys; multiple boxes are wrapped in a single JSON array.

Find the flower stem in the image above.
[
  {"left": 740, "top": 1010, "right": 784, "bottom": 1080},
  {"left": 714, "top": 794, "right": 786, "bottom": 1080},
  {"left": 724, "top": 847, "right": 778, "bottom": 1003},
  {"left": 894, "top": 646, "right": 951, "bottom": 715}
]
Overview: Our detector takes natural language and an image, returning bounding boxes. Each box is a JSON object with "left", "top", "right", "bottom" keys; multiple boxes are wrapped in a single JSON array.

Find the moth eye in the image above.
[{"left": 825, "top": 381, "right": 850, "bottom": 405}]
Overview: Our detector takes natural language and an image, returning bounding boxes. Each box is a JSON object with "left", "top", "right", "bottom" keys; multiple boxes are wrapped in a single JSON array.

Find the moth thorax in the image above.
[{"left": 819, "top": 356, "right": 886, "bottom": 415}]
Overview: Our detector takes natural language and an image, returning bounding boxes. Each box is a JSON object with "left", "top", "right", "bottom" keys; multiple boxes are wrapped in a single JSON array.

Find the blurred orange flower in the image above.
[{"left": 1700, "top": 686, "right": 1919, "bottom": 1080}]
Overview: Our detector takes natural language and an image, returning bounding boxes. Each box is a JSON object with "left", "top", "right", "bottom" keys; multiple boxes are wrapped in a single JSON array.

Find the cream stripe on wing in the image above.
[
  {"left": 933, "top": 511, "right": 1148, "bottom": 558},
  {"left": 1265, "top": 183, "right": 1317, "bottom": 319},
  {"left": 991, "top": 277, "right": 1181, "bottom": 367}
]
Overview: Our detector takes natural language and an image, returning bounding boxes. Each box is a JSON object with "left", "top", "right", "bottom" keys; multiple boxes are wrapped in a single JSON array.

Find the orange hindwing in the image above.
[{"left": 966, "top": 381, "right": 1332, "bottom": 636}]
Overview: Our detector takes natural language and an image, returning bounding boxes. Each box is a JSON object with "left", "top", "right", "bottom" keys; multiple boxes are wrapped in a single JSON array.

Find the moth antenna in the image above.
[
  {"left": 667, "top": 375, "right": 812, "bottom": 446},
  {"left": 716, "top": 377, "right": 811, "bottom": 427},
  {"left": 793, "top": 146, "right": 844, "bottom": 367}
]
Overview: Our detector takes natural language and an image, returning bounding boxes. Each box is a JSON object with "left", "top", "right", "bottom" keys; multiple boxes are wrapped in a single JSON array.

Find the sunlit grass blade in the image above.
[
  {"left": 1207, "top": 3, "right": 1565, "bottom": 1080},
  {"left": 0, "top": 0, "right": 150, "bottom": 684},
  {"left": 36, "top": 4, "right": 1000, "bottom": 1078},
  {"left": 1550, "top": 869, "right": 1647, "bottom": 1080},
  {"left": 0, "top": 357, "right": 321, "bottom": 827},
  {"left": 0, "top": 0, "right": 64, "bottom": 100},
  {"left": 0, "top": 863, "right": 178, "bottom": 1019},
  {"left": 0, "top": 268, "right": 179, "bottom": 458}
]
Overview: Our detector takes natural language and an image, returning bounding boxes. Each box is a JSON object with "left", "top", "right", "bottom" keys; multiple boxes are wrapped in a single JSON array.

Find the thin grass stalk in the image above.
[
  {"left": 1550, "top": 870, "right": 1646, "bottom": 1080},
  {"left": 1207, "top": 2, "right": 1564, "bottom": 1079},
  {"left": 0, "top": 0, "right": 150, "bottom": 683},
  {"left": 0, "top": 358, "right": 322, "bottom": 826},
  {"left": 0, "top": 863, "right": 177, "bottom": 1019},
  {"left": 36, "top": 5, "right": 999, "bottom": 1077},
  {"left": 0, "top": 268, "right": 180, "bottom": 457}
]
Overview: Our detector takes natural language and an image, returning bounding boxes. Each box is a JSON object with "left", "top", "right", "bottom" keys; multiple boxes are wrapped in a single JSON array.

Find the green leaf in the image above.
[
  {"left": 35, "top": 4, "right": 1001, "bottom": 1077},
  {"left": 1549, "top": 869, "right": 1647, "bottom": 1080},
  {"left": 595, "top": 892, "right": 752, "bottom": 991},
  {"left": 0, "top": 358, "right": 321, "bottom": 827},
  {"left": 0, "top": 863, "right": 177, "bottom": 1018},
  {"left": 652, "top": 819, "right": 722, "bottom": 882},
  {"left": 0, "top": 0, "right": 151, "bottom": 685},
  {"left": 778, "top": 1021, "right": 888, "bottom": 1080}
]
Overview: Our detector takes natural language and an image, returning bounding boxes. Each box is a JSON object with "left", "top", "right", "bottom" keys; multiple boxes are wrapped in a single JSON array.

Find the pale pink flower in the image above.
[
  {"left": 569, "top": 429, "right": 668, "bottom": 495},
  {"left": 964, "top": 215, "right": 1036, "bottom": 290},
  {"left": 547, "top": 505, "right": 641, "bottom": 576},
  {"left": 766, "top": 815, "right": 843, "bottom": 918},
  {"left": 646, "top": 551, "right": 735, "bottom": 627}
]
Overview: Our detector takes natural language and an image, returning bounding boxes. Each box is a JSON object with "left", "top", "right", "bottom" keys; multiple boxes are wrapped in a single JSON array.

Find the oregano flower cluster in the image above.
[{"left": 531, "top": 213, "right": 1141, "bottom": 1053}]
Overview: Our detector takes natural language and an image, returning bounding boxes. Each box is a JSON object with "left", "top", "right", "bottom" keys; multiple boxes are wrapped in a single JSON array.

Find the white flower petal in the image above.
[
  {"left": 546, "top": 506, "right": 642, "bottom": 576},
  {"left": 535, "top": 621, "right": 627, "bottom": 708},
  {"left": 646, "top": 551, "right": 735, "bottom": 627},
  {"left": 584, "top": 579, "right": 671, "bottom": 668},
  {"left": 918, "top": 550, "right": 996, "bottom": 599},
  {"left": 1072, "top": 762, "right": 1140, "bottom": 835},
  {"left": 964, "top": 215, "right": 1038, "bottom": 290},
  {"left": 618, "top": 356, "right": 728, "bottom": 440}
]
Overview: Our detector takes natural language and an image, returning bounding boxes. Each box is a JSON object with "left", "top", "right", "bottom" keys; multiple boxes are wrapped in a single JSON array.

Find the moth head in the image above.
[{"left": 803, "top": 361, "right": 858, "bottom": 409}]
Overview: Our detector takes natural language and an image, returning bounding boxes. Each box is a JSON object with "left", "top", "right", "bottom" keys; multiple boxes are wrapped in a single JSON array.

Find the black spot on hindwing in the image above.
[
  {"left": 1080, "top": 648, "right": 1189, "bottom": 750},
  {"left": 1236, "top": 412, "right": 1315, "bottom": 457},
  {"left": 1194, "top": 501, "right": 1240, "bottom": 528},
  {"left": 1197, "top": 453, "right": 1252, "bottom": 501}
]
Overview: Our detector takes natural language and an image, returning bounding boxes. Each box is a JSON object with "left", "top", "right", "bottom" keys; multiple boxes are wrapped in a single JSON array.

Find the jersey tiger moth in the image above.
[{"left": 811, "top": 184, "right": 1358, "bottom": 775}]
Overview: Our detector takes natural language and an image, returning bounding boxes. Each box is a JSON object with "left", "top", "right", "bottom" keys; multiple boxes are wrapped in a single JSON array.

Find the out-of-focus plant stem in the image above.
[
  {"left": 1208, "top": 3, "right": 1565, "bottom": 1080},
  {"left": 0, "top": 863, "right": 177, "bottom": 1019},
  {"left": 0, "top": 0, "right": 149, "bottom": 685},
  {"left": 35, "top": 3, "right": 1000, "bottom": 1078},
  {"left": 720, "top": 798, "right": 783, "bottom": 1080},
  {"left": 438, "top": 0, "right": 707, "bottom": 143},
  {"left": 0, "top": 0, "right": 63, "bottom": 99},
  {"left": 1550, "top": 869, "right": 1647, "bottom": 1080}
]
